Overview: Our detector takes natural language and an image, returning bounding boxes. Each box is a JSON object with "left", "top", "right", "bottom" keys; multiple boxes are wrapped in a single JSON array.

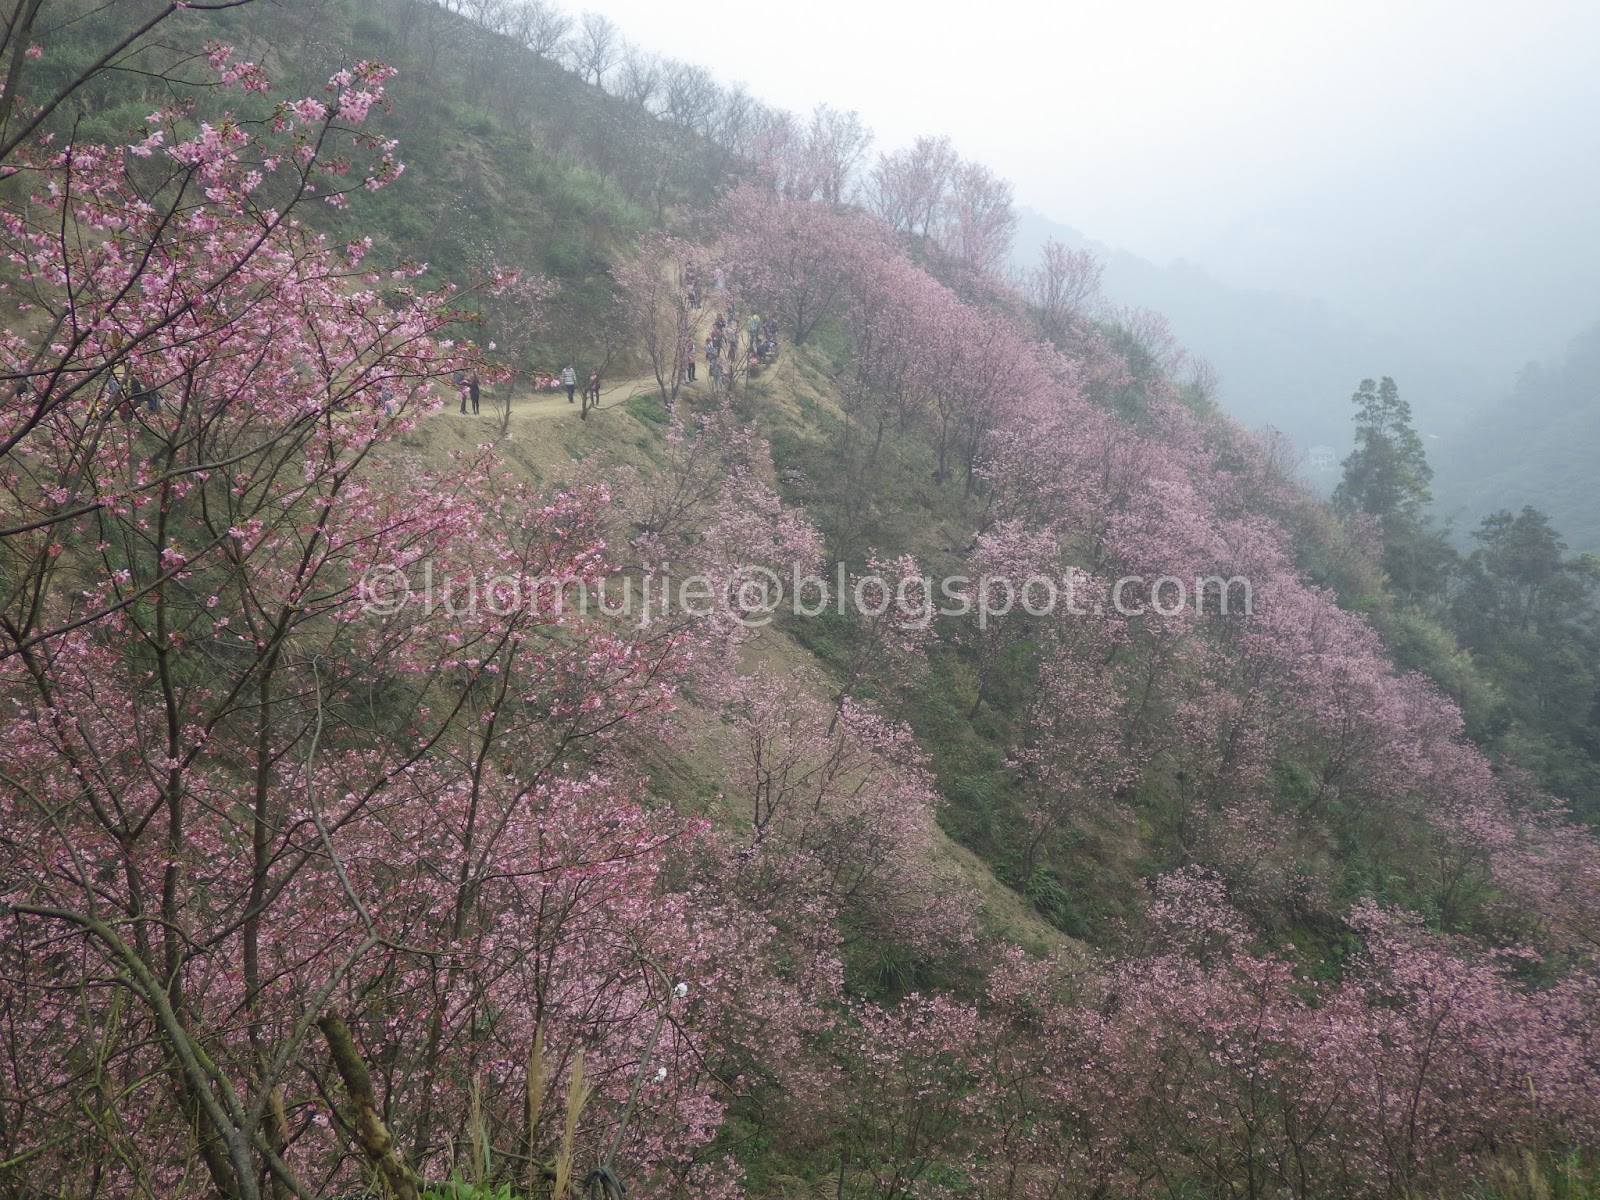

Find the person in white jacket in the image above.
[{"left": 561, "top": 364, "right": 577, "bottom": 405}]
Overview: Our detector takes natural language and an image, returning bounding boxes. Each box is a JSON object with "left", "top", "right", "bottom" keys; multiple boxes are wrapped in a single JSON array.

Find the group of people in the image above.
[
  {"left": 682, "top": 261, "right": 725, "bottom": 311},
  {"left": 445, "top": 257, "right": 788, "bottom": 420},
  {"left": 453, "top": 370, "right": 481, "bottom": 414},
  {"left": 562, "top": 363, "right": 602, "bottom": 415},
  {"left": 681, "top": 291, "right": 779, "bottom": 391},
  {"left": 87, "top": 332, "right": 165, "bottom": 422},
  {"left": 452, "top": 365, "right": 602, "bottom": 420},
  {"left": 95, "top": 368, "right": 163, "bottom": 421}
]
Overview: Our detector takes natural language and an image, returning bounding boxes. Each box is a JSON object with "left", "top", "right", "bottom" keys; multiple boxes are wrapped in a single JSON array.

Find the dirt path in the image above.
[{"left": 436, "top": 376, "right": 670, "bottom": 424}]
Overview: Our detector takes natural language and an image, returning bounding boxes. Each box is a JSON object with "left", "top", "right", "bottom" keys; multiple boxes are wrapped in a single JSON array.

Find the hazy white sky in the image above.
[{"left": 574, "top": 0, "right": 1600, "bottom": 265}]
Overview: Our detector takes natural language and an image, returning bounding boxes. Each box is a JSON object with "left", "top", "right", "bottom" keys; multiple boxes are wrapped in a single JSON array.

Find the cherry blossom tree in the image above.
[
  {"left": 0, "top": 50, "right": 805, "bottom": 1200},
  {"left": 822, "top": 994, "right": 987, "bottom": 1200},
  {"left": 931, "top": 159, "right": 1017, "bottom": 283},
  {"left": 611, "top": 233, "right": 706, "bottom": 407},
  {"left": 804, "top": 103, "right": 873, "bottom": 205},
  {"left": 719, "top": 665, "right": 969, "bottom": 959},
  {"left": 1023, "top": 239, "right": 1104, "bottom": 346},
  {"left": 718, "top": 184, "right": 890, "bottom": 346},
  {"left": 866, "top": 134, "right": 957, "bottom": 241}
]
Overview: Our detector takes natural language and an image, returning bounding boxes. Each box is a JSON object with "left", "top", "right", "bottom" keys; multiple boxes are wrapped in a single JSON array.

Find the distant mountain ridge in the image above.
[
  {"left": 1433, "top": 320, "right": 1600, "bottom": 554},
  {"left": 1012, "top": 207, "right": 1497, "bottom": 469}
]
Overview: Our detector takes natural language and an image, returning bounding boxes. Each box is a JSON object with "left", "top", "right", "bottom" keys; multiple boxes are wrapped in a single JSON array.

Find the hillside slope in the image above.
[{"left": 2, "top": 5, "right": 1598, "bottom": 1200}]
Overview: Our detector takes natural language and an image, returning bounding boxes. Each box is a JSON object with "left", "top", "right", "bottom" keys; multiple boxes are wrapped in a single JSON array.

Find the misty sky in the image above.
[{"left": 574, "top": 0, "right": 1600, "bottom": 381}]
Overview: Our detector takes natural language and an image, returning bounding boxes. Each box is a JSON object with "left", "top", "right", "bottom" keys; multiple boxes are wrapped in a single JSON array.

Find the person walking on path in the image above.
[
  {"left": 684, "top": 339, "right": 696, "bottom": 382},
  {"left": 582, "top": 370, "right": 601, "bottom": 419},
  {"left": 454, "top": 370, "right": 468, "bottom": 414},
  {"left": 467, "top": 372, "right": 481, "bottom": 415},
  {"left": 562, "top": 364, "right": 577, "bottom": 405}
]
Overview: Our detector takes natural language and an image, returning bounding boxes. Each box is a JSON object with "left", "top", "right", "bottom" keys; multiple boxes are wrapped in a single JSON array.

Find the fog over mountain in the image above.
[
  {"left": 580, "top": 0, "right": 1600, "bottom": 497},
  {"left": 1182, "top": 83, "right": 1600, "bottom": 385},
  {"left": 1028, "top": 68, "right": 1600, "bottom": 468},
  {"left": 1011, "top": 208, "right": 1496, "bottom": 470},
  {"left": 1432, "top": 321, "right": 1600, "bottom": 553}
]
